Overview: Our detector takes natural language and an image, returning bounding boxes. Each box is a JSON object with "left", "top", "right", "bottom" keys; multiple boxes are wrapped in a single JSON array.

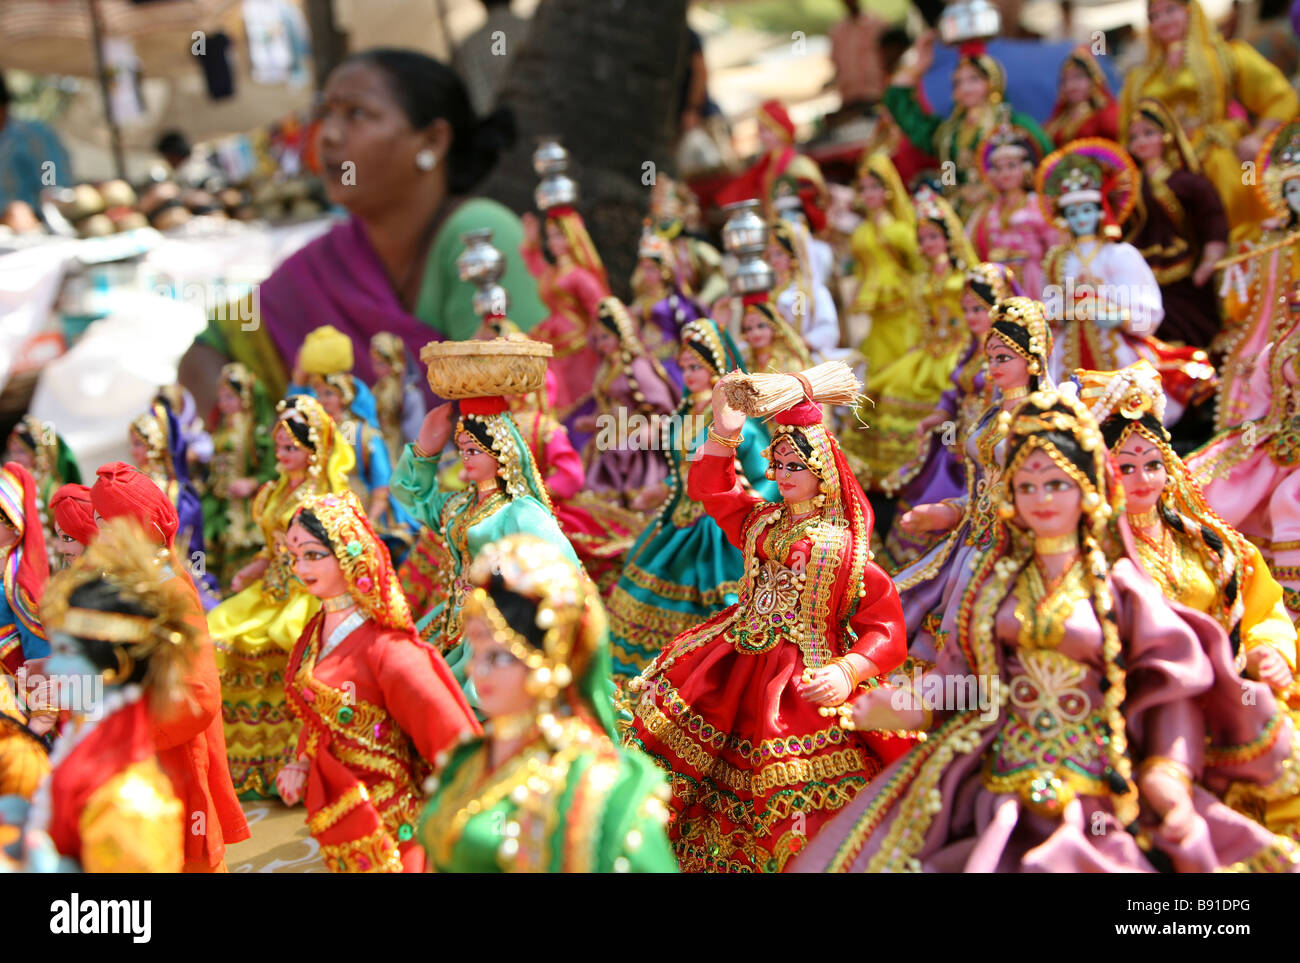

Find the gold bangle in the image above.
[
  {"left": 1138, "top": 756, "right": 1193, "bottom": 788},
  {"left": 832, "top": 657, "right": 860, "bottom": 690},
  {"left": 707, "top": 427, "right": 743, "bottom": 449},
  {"left": 412, "top": 440, "right": 434, "bottom": 459}
]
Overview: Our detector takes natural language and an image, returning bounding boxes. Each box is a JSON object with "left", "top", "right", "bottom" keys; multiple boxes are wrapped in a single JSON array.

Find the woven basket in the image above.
[{"left": 420, "top": 336, "right": 553, "bottom": 399}]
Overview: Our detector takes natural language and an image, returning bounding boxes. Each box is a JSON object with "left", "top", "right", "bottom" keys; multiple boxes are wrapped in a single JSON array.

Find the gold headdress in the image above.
[
  {"left": 680, "top": 318, "right": 743, "bottom": 376},
  {"left": 1258, "top": 120, "right": 1300, "bottom": 221},
  {"left": 130, "top": 403, "right": 176, "bottom": 481},
  {"left": 294, "top": 490, "right": 413, "bottom": 632},
  {"left": 988, "top": 296, "right": 1053, "bottom": 380},
  {"left": 965, "top": 262, "right": 1016, "bottom": 308},
  {"left": 369, "top": 333, "right": 407, "bottom": 374},
  {"left": 913, "top": 186, "right": 977, "bottom": 268},
  {"left": 220, "top": 362, "right": 255, "bottom": 410},
  {"left": 40, "top": 517, "right": 200, "bottom": 716},
  {"left": 1077, "top": 359, "right": 1166, "bottom": 437},
  {"left": 274, "top": 394, "right": 354, "bottom": 491},
  {"left": 977, "top": 107, "right": 1045, "bottom": 187},
  {"left": 464, "top": 534, "right": 603, "bottom": 703}
]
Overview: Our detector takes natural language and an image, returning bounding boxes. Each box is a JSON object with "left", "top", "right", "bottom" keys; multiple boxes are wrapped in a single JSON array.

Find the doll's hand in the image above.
[
  {"left": 418, "top": 403, "right": 454, "bottom": 456},
  {"left": 276, "top": 762, "right": 308, "bottom": 807},
  {"left": 710, "top": 374, "right": 747, "bottom": 438},
  {"left": 1139, "top": 768, "right": 1198, "bottom": 844},
  {"left": 898, "top": 501, "right": 960, "bottom": 535},
  {"left": 630, "top": 484, "right": 669, "bottom": 513},
  {"left": 849, "top": 686, "right": 910, "bottom": 731},
  {"left": 910, "top": 30, "right": 936, "bottom": 75},
  {"left": 1246, "top": 646, "right": 1294, "bottom": 691},
  {"left": 1236, "top": 133, "right": 1265, "bottom": 164},
  {"left": 230, "top": 557, "right": 268, "bottom": 593},
  {"left": 574, "top": 414, "right": 598, "bottom": 434},
  {"left": 227, "top": 477, "right": 259, "bottom": 499},
  {"left": 799, "top": 665, "right": 852, "bottom": 707},
  {"left": 915, "top": 411, "right": 945, "bottom": 437},
  {"left": 521, "top": 211, "right": 541, "bottom": 249}
]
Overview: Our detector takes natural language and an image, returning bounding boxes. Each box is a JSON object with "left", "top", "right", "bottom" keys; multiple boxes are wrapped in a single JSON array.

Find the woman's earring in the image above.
[{"left": 416, "top": 149, "right": 438, "bottom": 172}]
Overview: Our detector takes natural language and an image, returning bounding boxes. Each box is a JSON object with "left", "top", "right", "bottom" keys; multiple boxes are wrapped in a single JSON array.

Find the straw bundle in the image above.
[
  {"left": 721, "top": 361, "right": 862, "bottom": 417},
  {"left": 420, "top": 335, "right": 553, "bottom": 399}
]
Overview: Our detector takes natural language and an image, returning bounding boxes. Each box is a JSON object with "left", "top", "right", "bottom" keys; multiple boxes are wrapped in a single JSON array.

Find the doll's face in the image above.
[
  {"left": 0, "top": 511, "right": 18, "bottom": 550},
  {"left": 758, "top": 122, "right": 783, "bottom": 153},
  {"left": 590, "top": 324, "right": 621, "bottom": 356},
  {"left": 1114, "top": 433, "right": 1168, "bottom": 515},
  {"left": 457, "top": 430, "right": 500, "bottom": 484},
  {"left": 1127, "top": 116, "right": 1165, "bottom": 163},
  {"left": 859, "top": 172, "right": 887, "bottom": 211},
  {"left": 678, "top": 350, "right": 715, "bottom": 395},
  {"left": 369, "top": 351, "right": 393, "bottom": 381},
  {"left": 287, "top": 519, "right": 349, "bottom": 600},
  {"left": 54, "top": 522, "right": 85, "bottom": 562},
  {"left": 1283, "top": 177, "right": 1300, "bottom": 215},
  {"left": 216, "top": 381, "right": 243, "bottom": 416},
  {"left": 952, "top": 62, "right": 991, "bottom": 110},
  {"left": 313, "top": 379, "right": 347, "bottom": 420},
  {"left": 988, "top": 149, "right": 1030, "bottom": 194},
  {"left": 636, "top": 258, "right": 664, "bottom": 291},
  {"left": 918, "top": 220, "right": 949, "bottom": 261},
  {"left": 985, "top": 333, "right": 1030, "bottom": 391},
  {"left": 466, "top": 617, "right": 534, "bottom": 722},
  {"left": 544, "top": 220, "right": 570, "bottom": 259},
  {"left": 4, "top": 441, "right": 33, "bottom": 473},
  {"left": 767, "top": 240, "right": 792, "bottom": 278},
  {"left": 45, "top": 631, "right": 100, "bottom": 689},
  {"left": 1011, "top": 449, "right": 1084, "bottom": 539},
  {"left": 740, "top": 309, "right": 775, "bottom": 350},
  {"left": 770, "top": 438, "right": 820, "bottom": 503},
  {"left": 963, "top": 290, "right": 994, "bottom": 337},
  {"left": 274, "top": 422, "right": 311, "bottom": 473},
  {"left": 128, "top": 430, "right": 151, "bottom": 469},
  {"left": 1059, "top": 62, "right": 1093, "bottom": 106},
  {"left": 1148, "top": 0, "right": 1189, "bottom": 46},
  {"left": 1062, "top": 201, "right": 1103, "bottom": 237}
]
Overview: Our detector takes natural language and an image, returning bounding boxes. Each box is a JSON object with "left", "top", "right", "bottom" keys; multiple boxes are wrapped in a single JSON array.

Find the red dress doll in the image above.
[
  {"left": 278, "top": 491, "right": 479, "bottom": 872},
  {"left": 626, "top": 367, "right": 910, "bottom": 872}
]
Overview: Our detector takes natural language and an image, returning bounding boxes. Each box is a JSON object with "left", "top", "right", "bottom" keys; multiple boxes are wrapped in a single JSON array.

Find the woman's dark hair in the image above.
[
  {"left": 968, "top": 276, "right": 998, "bottom": 307},
  {"left": 344, "top": 48, "right": 516, "bottom": 194},
  {"left": 1005, "top": 428, "right": 1098, "bottom": 491},
  {"left": 293, "top": 508, "right": 334, "bottom": 552},
  {"left": 13, "top": 420, "right": 36, "bottom": 453},
  {"left": 64, "top": 579, "right": 154, "bottom": 686},
  {"left": 460, "top": 418, "right": 500, "bottom": 459},
  {"left": 988, "top": 320, "right": 1042, "bottom": 389},
  {"left": 596, "top": 301, "right": 622, "bottom": 338},
  {"left": 1100, "top": 412, "right": 1169, "bottom": 451},
  {"left": 773, "top": 430, "right": 815, "bottom": 462},
  {"left": 485, "top": 577, "right": 546, "bottom": 651},
  {"left": 683, "top": 338, "right": 722, "bottom": 374},
  {"left": 279, "top": 397, "right": 316, "bottom": 450}
]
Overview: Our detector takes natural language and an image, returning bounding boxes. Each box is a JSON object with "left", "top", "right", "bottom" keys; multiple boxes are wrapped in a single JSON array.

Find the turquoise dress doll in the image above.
[
  {"left": 607, "top": 319, "right": 779, "bottom": 680},
  {"left": 390, "top": 395, "right": 581, "bottom": 702}
]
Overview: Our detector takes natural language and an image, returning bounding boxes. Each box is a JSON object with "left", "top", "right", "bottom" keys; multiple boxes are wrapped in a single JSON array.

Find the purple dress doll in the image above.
[
  {"left": 794, "top": 389, "right": 1298, "bottom": 873},
  {"left": 891, "top": 296, "right": 1052, "bottom": 663},
  {"left": 883, "top": 264, "right": 1018, "bottom": 569},
  {"left": 630, "top": 230, "right": 704, "bottom": 393},
  {"left": 128, "top": 401, "right": 222, "bottom": 610}
]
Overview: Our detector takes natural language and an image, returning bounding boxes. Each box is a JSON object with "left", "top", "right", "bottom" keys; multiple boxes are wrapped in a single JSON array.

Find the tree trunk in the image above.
[
  {"left": 478, "top": 0, "right": 691, "bottom": 301},
  {"left": 305, "top": 0, "right": 347, "bottom": 90}
]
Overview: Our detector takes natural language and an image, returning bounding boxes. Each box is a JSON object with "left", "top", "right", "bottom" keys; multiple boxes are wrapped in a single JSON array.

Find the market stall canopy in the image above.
[{"left": 0, "top": 0, "right": 244, "bottom": 78}]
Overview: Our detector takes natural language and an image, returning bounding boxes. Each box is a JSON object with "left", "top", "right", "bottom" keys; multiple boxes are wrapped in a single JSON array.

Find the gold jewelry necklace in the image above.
[
  {"left": 1034, "top": 531, "right": 1079, "bottom": 556},
  {"left": 1002, "top": 385, "right": 1028, "bottom": 401},
  {"left": 322, "top": 594, "right": 355, "bottom": 613},
  {"left": 477, "top": 478, "right": 502, "bottom": 495},
  {"left": 487, "top": 711, "right": 537, "bottom": 741},
  {"left": 786, "top": 497, "right": 820, "bottom": 518},
  {"left": 1128, "top": 506, "right": 1161, "bottom": 529}
]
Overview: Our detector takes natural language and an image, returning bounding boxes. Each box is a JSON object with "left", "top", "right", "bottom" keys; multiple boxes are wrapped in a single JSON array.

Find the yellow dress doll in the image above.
[
  {"left": 1082, "top": 360, "right": 1300, "bottom": 838},
  {"left": 1119, "top": 0, "right": 1298, "bottom": 235},
  {"left": 847, "top": 187, "right": 976, "bottom": 489},
  {"left": 847, "top": 152, "right": 925, "bottom": 376},
  {"left": 209, "top": 395, "right": 354, "bottom": 797}
]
